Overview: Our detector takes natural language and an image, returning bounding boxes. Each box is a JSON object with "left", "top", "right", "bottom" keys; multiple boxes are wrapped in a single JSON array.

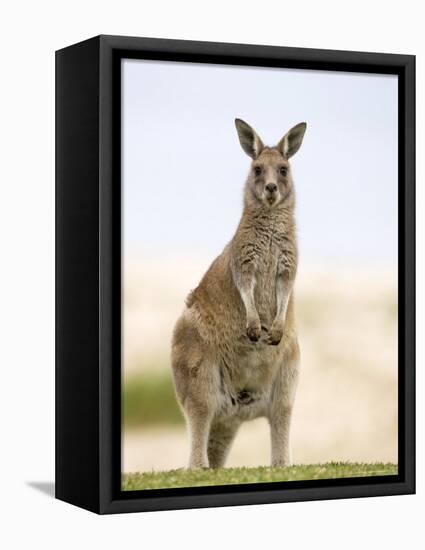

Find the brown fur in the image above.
[{"left": 172, "top": 119, "right": 306, "bottom": 468}]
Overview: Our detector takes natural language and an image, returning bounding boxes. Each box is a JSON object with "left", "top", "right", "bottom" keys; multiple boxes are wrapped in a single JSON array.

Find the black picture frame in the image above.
[{"left": 55, "top": 34, "right": 415, "bottom": 514}]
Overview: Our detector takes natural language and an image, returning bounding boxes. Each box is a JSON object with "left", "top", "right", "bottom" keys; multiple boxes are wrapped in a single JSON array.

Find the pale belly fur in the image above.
[{"left": 214, "top": 337, "right": 286, "bottom": 423}]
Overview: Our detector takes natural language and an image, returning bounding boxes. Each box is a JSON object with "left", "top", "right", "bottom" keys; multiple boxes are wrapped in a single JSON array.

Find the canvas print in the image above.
[{"left": 121, "top": 59, "right": 398, "bottom": 491}]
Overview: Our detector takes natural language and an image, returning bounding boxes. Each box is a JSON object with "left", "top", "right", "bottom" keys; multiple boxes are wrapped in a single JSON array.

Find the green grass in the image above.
[
  {"left": 122, "top": 462, "right": 397, "bottom": 491},
  {"left": 123, "top": 370, "right": 184, "bottom": 428}
]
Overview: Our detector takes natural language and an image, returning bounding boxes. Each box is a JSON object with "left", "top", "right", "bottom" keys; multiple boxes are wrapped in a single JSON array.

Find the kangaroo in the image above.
[{"left": 171, "top": 119, "right": 306, "bottom": 469}]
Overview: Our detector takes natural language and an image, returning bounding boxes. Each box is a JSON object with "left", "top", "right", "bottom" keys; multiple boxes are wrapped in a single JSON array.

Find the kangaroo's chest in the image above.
[
  {"left": 253, "top": 231, "right": 287, "bottom": 323},
  {"left": 254, "top": 222, "right": 289, "bottom": 271}
]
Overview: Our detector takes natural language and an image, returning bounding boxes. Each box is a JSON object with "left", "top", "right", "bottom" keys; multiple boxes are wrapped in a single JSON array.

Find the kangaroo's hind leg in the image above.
[
  {"left": 175, "top": 363, "right": 218, "bottom": 469},
  {"left": 207, "top": 420, "right": 240, "bottom": 469},
  {"left": 172, "top": 315, "right": 220, "bottom": 469},
  {"left": 184, "top": 397, "right": 214, "bottom": 469},
  {"left": 268, "top": 338, "right": 300, "bottom": 466}
]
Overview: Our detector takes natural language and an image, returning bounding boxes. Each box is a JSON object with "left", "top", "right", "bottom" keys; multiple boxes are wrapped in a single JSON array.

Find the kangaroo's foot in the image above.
[{"left": 188, "top": 456, "right": 209, "bottom": 469}]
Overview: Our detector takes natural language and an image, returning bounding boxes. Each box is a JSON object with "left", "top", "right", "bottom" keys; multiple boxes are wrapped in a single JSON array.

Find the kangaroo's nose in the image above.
[{"left": 266, "top": 183, "right": 277, "bottom": 193}]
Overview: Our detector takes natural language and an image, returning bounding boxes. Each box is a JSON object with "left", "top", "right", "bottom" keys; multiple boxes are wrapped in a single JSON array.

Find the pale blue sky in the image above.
[{"left": 122, "top": 59, "right": 398, "bottom": 266}]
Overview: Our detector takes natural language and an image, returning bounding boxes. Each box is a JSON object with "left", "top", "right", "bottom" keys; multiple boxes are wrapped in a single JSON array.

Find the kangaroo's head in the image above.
[{"left": 235, "top": 119, "right": 306, "bottom": 209}]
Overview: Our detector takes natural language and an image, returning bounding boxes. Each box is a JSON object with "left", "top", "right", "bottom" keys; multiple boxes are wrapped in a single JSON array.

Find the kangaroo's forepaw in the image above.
[
  {"left": 267, "top": 323, "right": 283, "bottom": 346},
  {"left": 246, "top": 320, "right": 261, "bottom": 342}
]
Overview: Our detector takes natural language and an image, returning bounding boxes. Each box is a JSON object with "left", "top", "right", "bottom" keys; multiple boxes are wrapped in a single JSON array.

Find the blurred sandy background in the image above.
[{"left": 122, "top": 254, "right": 397, "bottom": 472}]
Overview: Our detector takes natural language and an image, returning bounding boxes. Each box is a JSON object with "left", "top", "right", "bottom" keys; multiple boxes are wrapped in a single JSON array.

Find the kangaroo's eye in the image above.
[
  {"left": 280, "top": 166, "right": 288, "bottom": 176},
  {"left": 254, "top": 166, "right": 262, "bottom": 177}
]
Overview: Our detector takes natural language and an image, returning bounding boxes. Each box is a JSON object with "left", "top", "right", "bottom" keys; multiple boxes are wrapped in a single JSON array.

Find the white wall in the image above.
[{"left": 1, "top": 1, "right": 422, "bottom": 549}]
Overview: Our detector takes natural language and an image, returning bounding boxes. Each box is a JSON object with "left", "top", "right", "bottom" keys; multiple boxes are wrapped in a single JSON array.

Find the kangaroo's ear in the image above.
[
  {"left": 235, "top": 119, "right": 264, "bottom": 159},
  {"left": 278, "top": 122, "right": 307, "bottom": 159}
]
